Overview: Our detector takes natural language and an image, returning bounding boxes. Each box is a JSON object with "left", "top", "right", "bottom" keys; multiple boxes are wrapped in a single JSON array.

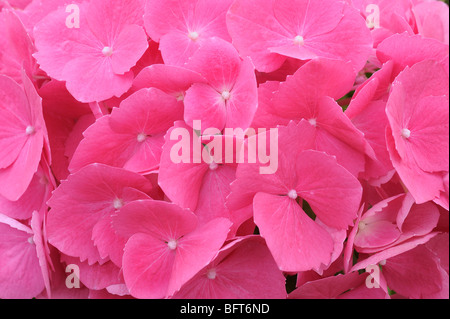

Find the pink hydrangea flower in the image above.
[
  {"left": 385, "top": 59, "right": 449, "bottom": 204},
  {"left": 0, "top": 212, "right": 46, "bottom": 299},
  {"left": 0, "top": 0, "right": 448, "bottom": 300},
  {"left": 33, "top": 0, "right": 149, "bottom": 102},
  {"left": 228, "top": 121, "right": 362, "bottom": 272},
  {"left": 253, "top": 58, "right": 374, "bottom": 177},
  {"left": 113, "top": 199, "right": 231, "bottom": 298},
  {"left": 159, "top": 121, "right": 238, "bottom": 226},
  {"left": 69, "top": 88, "right": 183, "bottom": 174},
  {"left": 227, "top": 0, "right": 372, "bottom": 73},
  {"left": 172, "top": 236, "right": 287, "bottom": 299},
  {"left": 183, "top": 38, "right": 258, "bottom": 132},
  {"left": 0, "top": 73, "right": 48, "bottom": 201},
  {"left": 46, "top": 164, "right": 153, "bottom": 266},
  {"left": 144, "top": 0, "right": 233, "bottom": 66}
]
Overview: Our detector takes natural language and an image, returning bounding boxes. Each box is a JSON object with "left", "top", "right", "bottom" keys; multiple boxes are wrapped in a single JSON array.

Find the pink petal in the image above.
[
  {"left": 184, "top": 83, "right": 228, "bottom": 131},
  {"left": 113, "top": 200, "right": 198, "bottom": 241},
  {"left": 122, "top": 233, "right": 176, "bottom": 298},
  {"left": 133, "top": 64, "right": 207, "bottom": 96},
  {"left": 0, "top": 74, "right": 45, "bottom": 201},
  {"left": 47, "top": 164, "right": 152, "bottom": 265},
  {"left": 253, "top": 193, "right": 334, "bottom": 272},
  {"left": 0, "top": 213, "right": 45, "bottom": 299},
  {"left": 383, "top": 245, "right": 444, "bottom": 299},
  {"left": 386, "top": 60, "right": 449, "bottom": 173},
  {"left": 295, "top": 150, "right": 362, "bottom": 229},
  {"left": 0, "top": 164, "right": 52, "bottom": 220},
  {"left": 376, "top": 33, "right": 449, "bottom": 77},
  {"left": 61, "top": 255, "right": 122, "bottom": 291},
  {"left": 173, "top": 236, "right": 286, "bottom": 299},
  {"left": 70, "top": 88, "right": 183, "bottom": 174}
]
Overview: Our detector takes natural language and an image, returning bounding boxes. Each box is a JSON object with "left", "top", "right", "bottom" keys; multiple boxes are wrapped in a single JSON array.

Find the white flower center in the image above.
[
  {"left": 167, "top": 239, "right": 178, "bottom": 250},
  {"left": 379, "top": 259, "right": 387, "bottom": 266},
  {"left": 28, "top": 236, "right": 34, "bottom": 245},
  {"left": 221, "top": 90, "right": 231, "bottom": 101},
  {"left": 401, "top": 128, "right": 411, "bottom": 139},
  {"left": 188, "top": 31, "right": 199, "bottom": 41},
  {"left": 102, "top": 46, "right": 113, "bottom": 57},
  {"left": 26, "top": 125, "right": 36, "bottom": 135},
  {"left": 294, "top": 35, "right": 304, "bottom": 46},
  {"left": 288, "top": 189, "right": 298, "bottom": 200},
  {"left": 176, "top": 93, "right": 185, "bottom": 101},
  {"left": 113, "top": 198, "right": 123, "bottom": 210},
  {"left": 206, "top": 268, "right": 217, "bottom": 280},
  {"left": 308, "top": 118, "right": 317, "bottom": 127},
  {"left": 137, "top": 133, "right": 147, "bottom": 143}
]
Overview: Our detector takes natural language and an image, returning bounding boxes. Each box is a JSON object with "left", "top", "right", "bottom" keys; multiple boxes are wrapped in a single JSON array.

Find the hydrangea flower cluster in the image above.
[{"left": 0, "top": 0, "right": 448, "bottom": 299}]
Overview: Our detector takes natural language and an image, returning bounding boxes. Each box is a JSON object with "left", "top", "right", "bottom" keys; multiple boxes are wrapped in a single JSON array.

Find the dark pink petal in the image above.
[
  {"left": 184, "top": 83, "right": 228, "bottom": 131},
  {"left": 170, "top": 218, "right": 231, "bottom": 296},
  {"left": 119, "top": 200, "right": 230, "bottom": 298},
  {"left": 0, "top": 9, "right": 36, "bottom": 84},
  {"left": 351, "top": 232, "right": 438, "bottom": 272},
  {"left": 386, "top": 126, "right": 445, "bottom": 204},
  {"left": 159, "top": 122, "right": 210, "bottom": 211},
  {"left": 0, "top": 164, "right": 52, "bottom": 220}
]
